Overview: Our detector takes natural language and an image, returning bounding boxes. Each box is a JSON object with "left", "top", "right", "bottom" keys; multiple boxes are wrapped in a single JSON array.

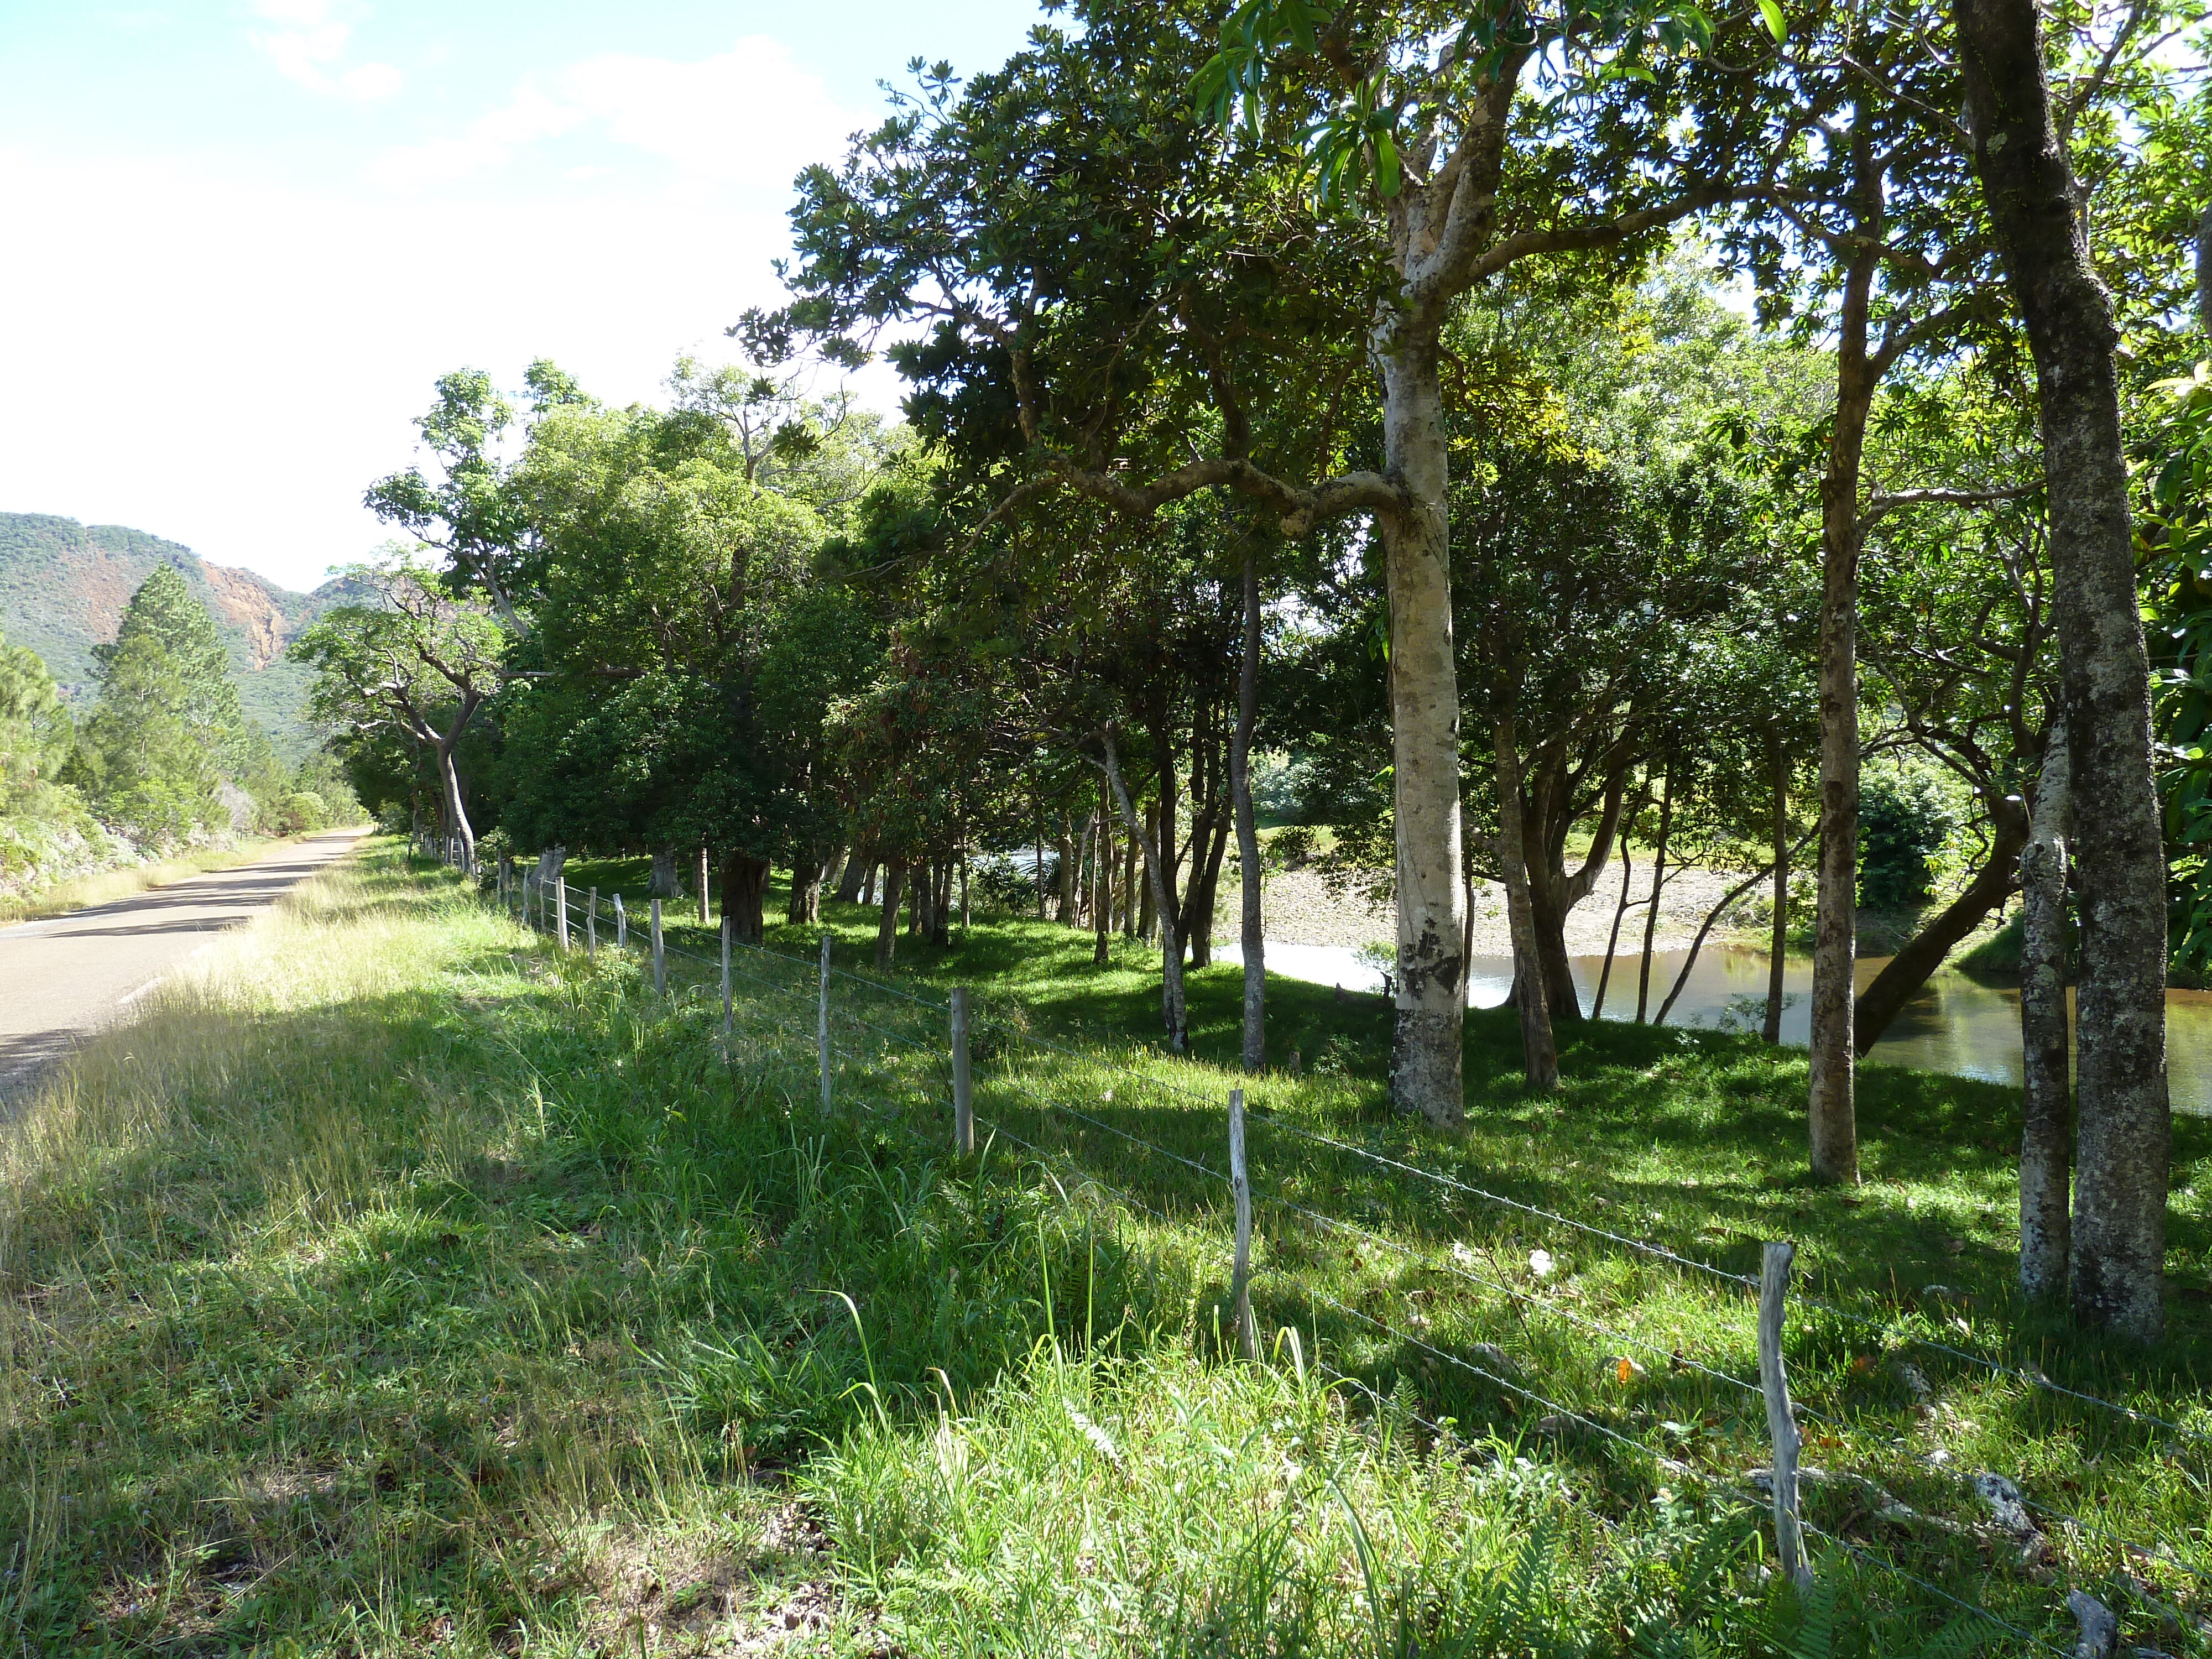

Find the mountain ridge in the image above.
[{"left": 0, "top": 512, "right": 357, "bottom": 756}]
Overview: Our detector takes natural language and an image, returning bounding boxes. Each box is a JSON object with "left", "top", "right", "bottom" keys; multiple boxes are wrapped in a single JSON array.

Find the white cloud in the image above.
[
  {"left": 0, "top": 129, "right": 893, "bottom": 592},
  {"left": 251, "top": 0, "right": 402, "bottom": 102},
  {"left": 367, "top": 38, "right": 850, "bottom": 193}
]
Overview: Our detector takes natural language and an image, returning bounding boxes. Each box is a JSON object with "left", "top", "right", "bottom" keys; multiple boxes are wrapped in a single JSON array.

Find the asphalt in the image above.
[{"left": 0, "top": 828, "right": 368, "bottom": 1108}]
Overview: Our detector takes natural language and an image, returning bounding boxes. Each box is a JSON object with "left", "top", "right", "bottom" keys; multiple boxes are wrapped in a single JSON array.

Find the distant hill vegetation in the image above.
[{"left": 0, "top": 513, "right": 361, "bottom": 757}]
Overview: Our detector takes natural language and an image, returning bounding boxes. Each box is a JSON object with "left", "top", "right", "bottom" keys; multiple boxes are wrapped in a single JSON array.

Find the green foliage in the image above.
[
  {"left": 1857, "top": 769, "right": 1957, "bottom": 910},
  {"left": 71, "top": 565, "right": 260, "bottom": 842},
  {"left": 2147, "top": 364, "right": 2212, "bottom": 982}
]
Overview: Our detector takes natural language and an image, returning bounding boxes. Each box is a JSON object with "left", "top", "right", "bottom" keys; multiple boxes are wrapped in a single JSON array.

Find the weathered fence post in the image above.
[
  {"left": 1759, "top": 1240, "right": 1811, "bottom": 1589},
  {"left": 817, "top": 933, "right": 833, "bottom": 1113},
  {"left": 951, "top": 986, "right": 974, "bottom": 1155},
  {"left": 721, "top": 915, "right": 733, "bottom": 1041},
  {"left": 698, "top": 846, "right": 710, "bottom": 926},
  {"left": 615, "top": 893, "right": 627, "bottom": 950},
  {"left": 1229, "top": 1087, "right": 1255, "bottom": 1360},
  {"left": 650, "top": 898, "right": 666, "bottom": 997},
  {"left": 587, "top": 888, "right": 598, "bottom": 961},
  {"left": 556, "top": 878, "right": 570, "bottom": 952}
]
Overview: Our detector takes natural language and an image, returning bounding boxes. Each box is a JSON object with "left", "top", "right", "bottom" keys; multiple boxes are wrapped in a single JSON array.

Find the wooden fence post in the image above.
[
  {"left": 951, "top": 987, "right": 974, "bottom": 1155},
  {"left": 1230, "top": 1087, "right": 1255, "bottom": 1360},
  {"left": 587, "top": 888, "right": 598, "bottom": 961},
  {"left": 556, "top": 878, "right": 570, "bottom": 952},
  {"left": 650, "top": 898, "right": 666, "bottom": 997},
  {"left": 1759, "top": 1240, "right": 1812, "bottom": 1589},
  {"left": 721, "top": 915, "right": 733, "bottom": 1041},
  {"left": 817, "top": 933, "right": 833, "bottom": 1113}
]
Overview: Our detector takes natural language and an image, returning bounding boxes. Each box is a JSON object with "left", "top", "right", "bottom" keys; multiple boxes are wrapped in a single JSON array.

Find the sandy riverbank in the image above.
[{"left": 1224, "top": 860, "right": 1776, "bottom": 954}]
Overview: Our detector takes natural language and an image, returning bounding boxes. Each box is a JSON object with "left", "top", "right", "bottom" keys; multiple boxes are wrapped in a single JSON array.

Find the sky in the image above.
[{"left": 0, "top": 0, "right": 1049, "bottom": 592}]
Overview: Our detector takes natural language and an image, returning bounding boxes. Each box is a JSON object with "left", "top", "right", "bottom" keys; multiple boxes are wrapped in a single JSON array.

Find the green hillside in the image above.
[{"left": 0, "top": 513, "right": 355, "bottom": 757}]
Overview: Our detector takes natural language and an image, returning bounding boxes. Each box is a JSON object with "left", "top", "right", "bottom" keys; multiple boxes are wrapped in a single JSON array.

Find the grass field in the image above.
[{"left": 1, "top": 842, "right": 2206, "bottom": 1655}]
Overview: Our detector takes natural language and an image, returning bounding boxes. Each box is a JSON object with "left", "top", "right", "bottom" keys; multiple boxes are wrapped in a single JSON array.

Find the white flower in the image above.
[{"left": 1528, "top": 1249, "right": 1556, "bottom": 1279}]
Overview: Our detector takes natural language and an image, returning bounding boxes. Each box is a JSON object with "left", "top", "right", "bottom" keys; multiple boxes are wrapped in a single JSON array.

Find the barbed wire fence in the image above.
[{"left": 474, "top": 851, "right": 2208, "bottom": 1654}]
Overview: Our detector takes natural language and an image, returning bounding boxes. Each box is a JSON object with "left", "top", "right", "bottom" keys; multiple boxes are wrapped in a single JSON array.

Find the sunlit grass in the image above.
[{"left": 0, "top": 841, "right": 2202, "bottom": 1655}]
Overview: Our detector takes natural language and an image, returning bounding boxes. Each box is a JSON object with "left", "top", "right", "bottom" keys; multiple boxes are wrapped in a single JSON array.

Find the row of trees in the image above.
[{"left": 301, "top": 0, "right": 2208, "bottom": 1340}]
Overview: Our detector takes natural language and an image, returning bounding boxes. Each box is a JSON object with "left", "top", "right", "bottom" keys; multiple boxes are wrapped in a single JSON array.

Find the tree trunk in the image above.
[
  {"left": 787, "top": 859, "right": 823, "bottom": 926},
  {"left": 1103, "top": 731, "right": 1186, "bottom": 1050},
  {"left": 721, "top": 852, "right": 769, "bottom": 946},
  {"left": 836, "top": 847, "right": 871, "bottom": 904},
  {"left": 651, "top": 848, "right": 681, "bottom": 900},
  {"left": 1809, "top": 238, "right": 1879, "bottom": 1188},
  {"left": 435, "top": 737, "right": 476, "bottom": 872},
  {"left": 1592, "top": 839, "right": 1634, "bottom": 1022},
  {"left": 1185, "top": 811, "right": 1230, "bottom": 969},
  {"left": 860, "top": 861, "right": 879, "bottom": 906},
  {"left": 1055, "top": 819, "right": 1078, "bottom": 924},
  {"left": 2021, "top": 719, "right": 2073, "bottom": 1302},
  {"left": 698, "top": 845, "right": 711, "bottom": 926},
  {"left": 911, "top": 858, "right": 933, "bottom": 940},
  {"left": 1957, "top": 0, "right": 2170, "bottom": 1337},
  {"left": 1378, "top": 336, "right": 1469, "bottom": 1125},
  {"left": 874, "top": 862, "right": 904, "bottom": 969},
  {"left": 1123, "top": 817, "right": 1139, "bottom": 937},
  {"left": 1139, "top": 803, "right": 1159, "bottom": 942},
  {"left": 1093, "top": 801, "right": 1112, "bottom": 967},
  {"left": 1233, "top": 553, "right": 1266, "bottom": 1071},
  {"left": 1765, "top": 731, "right": 1790, "bottom": 1045},
  {"left": 1492, "top": 718, "right": 1558, "bottom": 1092},
  {"left": 933, "top": 859, "right": 952, "bottom": 947},
  {"left": 1636, "top": 768, "right": 1674, "bottom": 1024},
  {"left": 1855, "top": 795, "right": 2028, "bottom": 1052}
]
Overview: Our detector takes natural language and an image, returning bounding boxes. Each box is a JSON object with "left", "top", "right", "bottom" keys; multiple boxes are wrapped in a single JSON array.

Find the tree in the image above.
[
  {"left": 1953, "top": 0, "right": 2174, "bottom": 1340},
  {"left": 76, "top": 565, "right": 253, "bottom": 839},
  {"left": 764, "top": 0, "right": 1767, "bottom": 1124},
  {"left": 293, "top": 559, "right": 505, "bottom": 869}
]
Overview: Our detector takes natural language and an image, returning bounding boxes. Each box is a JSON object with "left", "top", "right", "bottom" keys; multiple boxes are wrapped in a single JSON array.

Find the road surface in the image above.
[{"left": 0, "top": 829, "right": 367, "bottom": 1105}]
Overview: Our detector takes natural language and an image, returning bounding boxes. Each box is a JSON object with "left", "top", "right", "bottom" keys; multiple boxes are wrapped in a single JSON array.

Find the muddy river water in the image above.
[{"left": 1214, "top": 940, "right": 2212, "bottom": 1113}]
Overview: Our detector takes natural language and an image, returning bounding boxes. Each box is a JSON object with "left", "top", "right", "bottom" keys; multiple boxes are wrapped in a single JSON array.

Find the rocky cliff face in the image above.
[{"left": 0, "top": 513, "right": 352, "bottom": 753}]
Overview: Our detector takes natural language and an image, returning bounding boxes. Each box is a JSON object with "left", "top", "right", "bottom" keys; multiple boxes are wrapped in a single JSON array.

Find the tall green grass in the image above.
[{"left": 0, "top": 843, "right": 2203, "bottom": 1655}]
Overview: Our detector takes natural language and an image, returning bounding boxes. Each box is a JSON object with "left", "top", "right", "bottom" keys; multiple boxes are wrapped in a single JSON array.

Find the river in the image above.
[{"left": 1214, "top": 939, "right": 2212, "bottom": 1114}]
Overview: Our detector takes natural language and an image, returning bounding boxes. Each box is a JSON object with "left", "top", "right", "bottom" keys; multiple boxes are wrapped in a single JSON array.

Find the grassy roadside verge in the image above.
[
  {"left": 1, "top": 843, "right": 2206, "bottom": 1655},
  {"left": 0, "top": 834, "right": 314, "bottom": 927}
]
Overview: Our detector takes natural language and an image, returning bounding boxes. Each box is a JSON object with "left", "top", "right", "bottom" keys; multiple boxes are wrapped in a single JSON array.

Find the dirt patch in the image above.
[{"left": 577, "top": 1500, "right": 864, "bottom": 1657}]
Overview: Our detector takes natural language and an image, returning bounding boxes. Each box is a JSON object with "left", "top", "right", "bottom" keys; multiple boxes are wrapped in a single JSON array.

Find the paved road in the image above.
[{"left": 0, "top": 829, "right": 367, "bottom": 1104}]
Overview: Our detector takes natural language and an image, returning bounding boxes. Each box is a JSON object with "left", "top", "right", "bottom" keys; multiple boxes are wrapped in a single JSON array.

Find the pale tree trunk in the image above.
[
  {"left": 1103, "top": 731, "right": 1186, "bottom": 1050},
  {"left": 1492, "top": 718, "right": 1558, "bottom": 1092},
  {"left": 698, "top": 846, "right": 711, "bottom": 926},
  {"left": 1957, "top": 0, "right": 2171, "bottom": 1337},
  {"left": 837, "top": 846, "right": 872, "bottom": 905},
  {"left": 1233, "top": 554, "right": 1266, "bottom": 1071},
  {"left": 1809, "top": 241, "right": 1879, "bottom": 1188},
  {"left": 650, "top": 848, "right": 680, "bottom": 900},
  {"left": 1378, "top": 337, "right": 1468, "bottom": 1125},
  {"left": 435, "top": 738, "right": 475, "bottom": 871},
  {"left": 1765, "top": 731, "right": 1790, "bottom": 1045},
  {"left": 2020, "top": 718, "right": 2073, "bottom": 1302}
]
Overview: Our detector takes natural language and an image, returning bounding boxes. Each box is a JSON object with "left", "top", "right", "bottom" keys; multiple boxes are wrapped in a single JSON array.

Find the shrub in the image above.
[
  {"left": 273, "top": 791, "right": 331, "bottom": 834},
  {"left": 1857, "top": 770, "right": 1955, "bottom": 909}
]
